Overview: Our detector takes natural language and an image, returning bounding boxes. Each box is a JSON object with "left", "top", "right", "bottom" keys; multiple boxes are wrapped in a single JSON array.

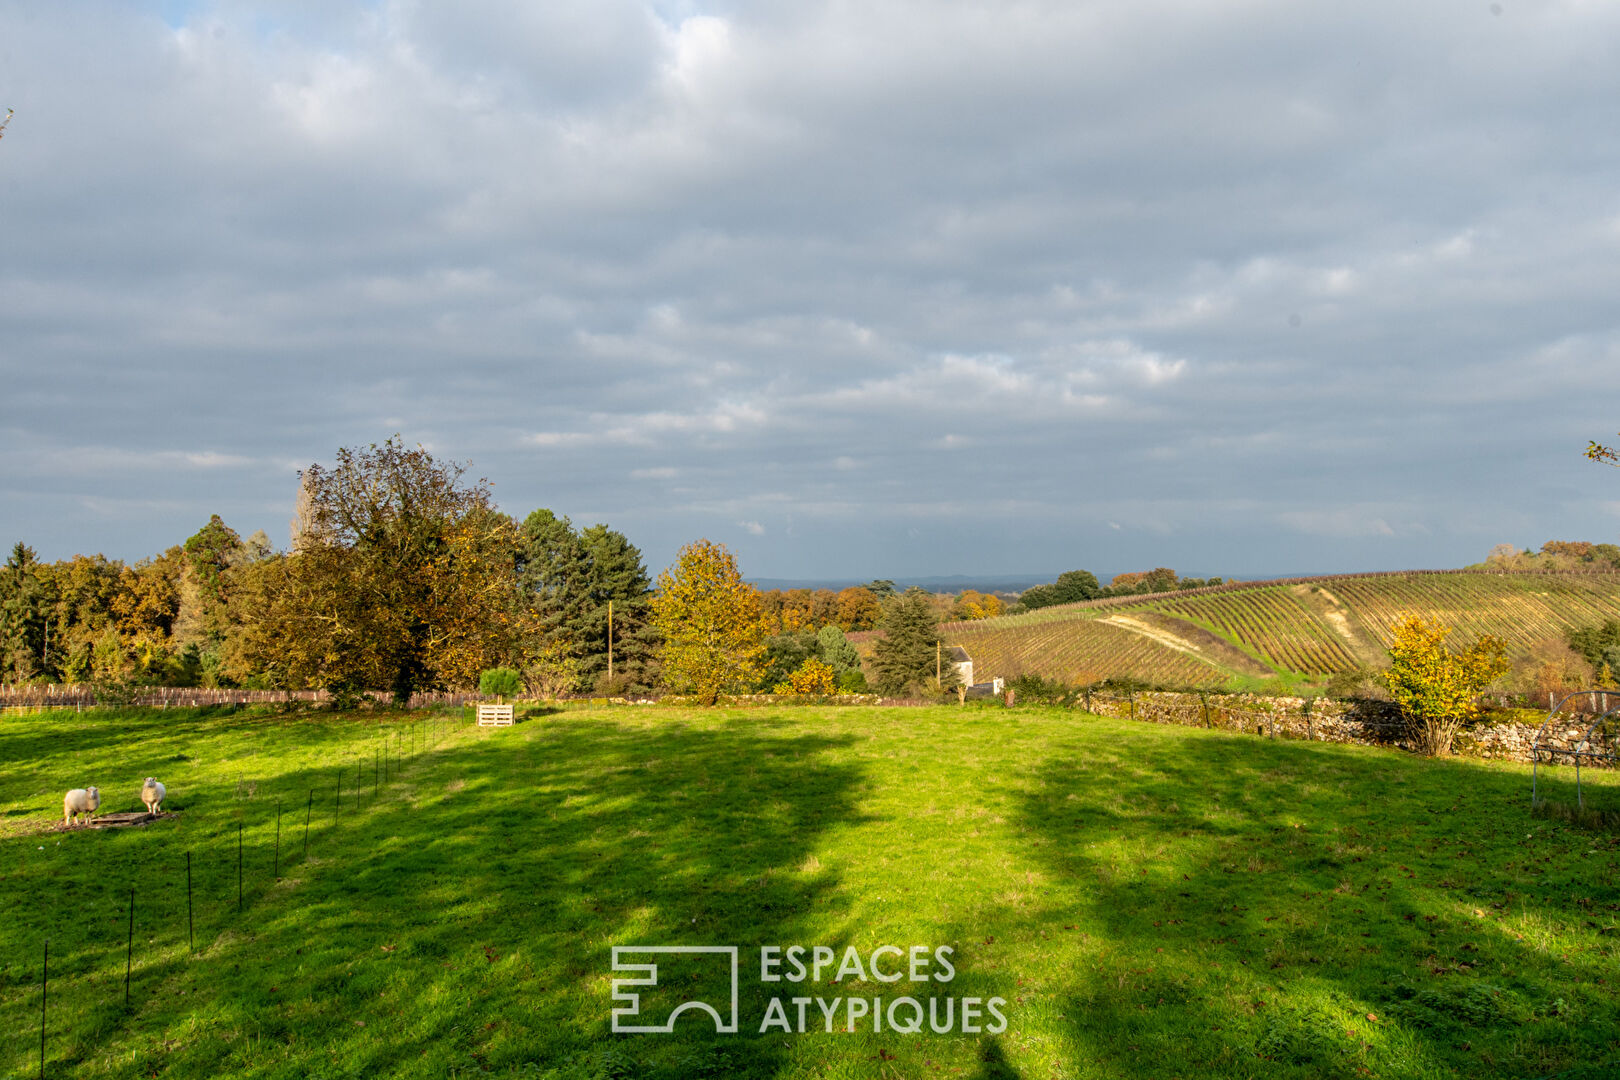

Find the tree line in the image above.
[
  {"left": 1011, "top": 567, "right": 1226, "bottom": 612},
  {"left": 0, "top": 440, "right": 963, "bottom": 703}
]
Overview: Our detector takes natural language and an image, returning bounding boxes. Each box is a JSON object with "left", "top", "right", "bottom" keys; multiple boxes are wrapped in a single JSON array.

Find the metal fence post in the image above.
[{"left": 124, "top": 885, "right": 135, "bottom": 1007}]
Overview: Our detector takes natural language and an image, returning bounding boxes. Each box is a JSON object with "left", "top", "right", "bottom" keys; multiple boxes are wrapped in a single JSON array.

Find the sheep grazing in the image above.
[
  {"left": 63, "top": 786, "right": 101, "bottom": 826},
  {"left": 140, "top": 777, "right": 166, "bottom": 816}
]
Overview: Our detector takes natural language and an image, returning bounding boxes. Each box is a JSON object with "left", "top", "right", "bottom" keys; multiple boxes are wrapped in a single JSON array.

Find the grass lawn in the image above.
[{"left": 0, "top": 703, "right": 1617, "bottom": 1079}]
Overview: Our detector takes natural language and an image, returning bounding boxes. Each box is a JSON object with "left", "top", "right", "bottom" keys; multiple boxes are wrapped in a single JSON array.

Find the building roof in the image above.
[{"left": 945, "top": 646, "right": 971, "bottom": 663}]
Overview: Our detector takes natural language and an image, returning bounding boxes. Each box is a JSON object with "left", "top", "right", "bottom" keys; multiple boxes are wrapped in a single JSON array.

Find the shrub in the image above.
[
  {"left": 478, "top": 667, "right": 524, "bottom": 699},
  {"left": 1007, "top": 674, "right": 1078, "bottom": 706},
  {"left": 593, "top": 671, "right": 634, "bottom": 697},
  {"left": 773, "top": 657, "right": 837, "bottom": 696},
  {"left": 836, "top": 669, "right": 868, "bottom": 692}
]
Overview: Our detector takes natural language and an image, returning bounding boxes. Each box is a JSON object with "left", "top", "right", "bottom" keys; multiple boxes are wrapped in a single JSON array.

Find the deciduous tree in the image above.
[
  {"left": 835, "top": 586, "right": 881, "bottom": 631},
  {"left": 1381, "top": 613, "right": 1508, "bottom": 756},
  {"left": 951, "top": 589, "right": 1004, "bottom": 620},
  {"left": 241, "top": 438, "right": 524, "bottom": 703},
  {"left": 651, "top": 539, "right": 768, "bottom": 705}
]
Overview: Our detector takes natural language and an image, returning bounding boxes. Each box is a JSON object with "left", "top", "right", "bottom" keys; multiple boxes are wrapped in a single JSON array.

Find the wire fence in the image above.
[{"left": 6, "top": 709, "right": 473, "bottom": 1077}]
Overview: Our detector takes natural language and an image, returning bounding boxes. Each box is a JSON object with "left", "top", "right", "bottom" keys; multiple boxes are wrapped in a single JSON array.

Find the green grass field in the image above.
[{"left": 1, "top": 704, "right": 1617, "bottom": 1079}]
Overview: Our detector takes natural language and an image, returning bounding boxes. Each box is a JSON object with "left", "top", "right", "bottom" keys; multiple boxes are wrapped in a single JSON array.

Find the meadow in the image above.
[{"left": 0, "top": 703, "right": 1616, "bottom": 1079}]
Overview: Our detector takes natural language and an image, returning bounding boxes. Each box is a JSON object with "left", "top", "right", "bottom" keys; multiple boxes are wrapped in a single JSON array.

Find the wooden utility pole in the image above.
[
  {"left": 936, "top": 642, "right": 941, "bottom": 687},
  {"left": 607, "top": 600, "right": 614, "bottom": 681}
]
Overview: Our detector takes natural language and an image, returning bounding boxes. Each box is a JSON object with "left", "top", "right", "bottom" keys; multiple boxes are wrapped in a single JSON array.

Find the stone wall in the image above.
[{"left": 1071, "top": 690, "right": 1608, "bottom": 766}]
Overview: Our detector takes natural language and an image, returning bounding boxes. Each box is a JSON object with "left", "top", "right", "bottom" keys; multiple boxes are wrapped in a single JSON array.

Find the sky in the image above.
[{"left": 3, "top": 0, "right": 1619, "bottom": 582}]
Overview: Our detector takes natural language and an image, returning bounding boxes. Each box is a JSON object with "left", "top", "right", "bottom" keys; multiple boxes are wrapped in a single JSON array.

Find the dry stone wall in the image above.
[{"left": 1075, "top": 690, "right": 1606, "bottom": 766}]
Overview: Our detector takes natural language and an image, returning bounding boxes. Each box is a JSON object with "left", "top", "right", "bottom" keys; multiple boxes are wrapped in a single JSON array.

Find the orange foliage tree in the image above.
[
  {"left": 1381, "top": 614, "right": 1509, "bottom": 756},
  {"left": 651, "top": 539, "right": 769, "bottom": 705},
  {"left": 238, "top": 439, "right": 526, "bottom": 703}
]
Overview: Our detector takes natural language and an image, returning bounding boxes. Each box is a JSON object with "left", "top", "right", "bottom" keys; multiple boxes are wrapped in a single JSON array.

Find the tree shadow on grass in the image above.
[
  {"left": 1009, "top": 728, "right": 1620, "bottom": 1080},
  {"left": 118, "top": 712, "right": 870, "bottom": 1079}
]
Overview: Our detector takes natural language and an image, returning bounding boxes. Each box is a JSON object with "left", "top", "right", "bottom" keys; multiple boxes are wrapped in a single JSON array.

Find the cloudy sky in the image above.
[{"left": 3, "top": 0, "right": 1619, "bottom": 581}]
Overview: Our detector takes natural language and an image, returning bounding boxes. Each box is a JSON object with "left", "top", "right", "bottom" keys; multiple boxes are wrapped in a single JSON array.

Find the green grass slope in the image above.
[
  {"left": 2, "top": 705, "right": 1617, "bottom": 1079},
  {"left": 945, "top": 571, "right": 1620, "bottom": 686}
]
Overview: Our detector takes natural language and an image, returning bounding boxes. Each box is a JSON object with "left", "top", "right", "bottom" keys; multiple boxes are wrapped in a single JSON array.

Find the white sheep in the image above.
[
  {"left": 63, "top": 786, "right": 100, "bottom": 826},
  {"left": 140, "top": 777, "right": 166, "bottom": 815}
]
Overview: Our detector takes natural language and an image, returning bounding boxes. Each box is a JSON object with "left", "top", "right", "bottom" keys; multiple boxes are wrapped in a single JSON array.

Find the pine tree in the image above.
[
  {"left": 816, "top": 624, "right": 860, "bottom": 675},
  {"left": 516, "top": 512, "right": 659, "bottom": 692},
  {"left": 519, "top": 509, "right": 592, "bottom": 659},
  {"left": 871, "top": 588, "right": 959, "bottom": 695},
  {"left": 0, "top": 542, "right": 50, "bottom": 681},
  {"left": 579, "top": 524, "right": 657, "bottom": 691}
]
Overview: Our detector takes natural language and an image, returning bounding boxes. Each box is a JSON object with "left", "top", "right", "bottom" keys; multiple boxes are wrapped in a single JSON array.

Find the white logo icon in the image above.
[{"left": 611, "top": 946, "right": 740, "bottom": 1034}]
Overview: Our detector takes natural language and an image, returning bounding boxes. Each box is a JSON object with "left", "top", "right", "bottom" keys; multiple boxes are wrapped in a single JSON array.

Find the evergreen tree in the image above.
[
  {"left": 580, "top": 523, "right": 657, "bottom": 691},
  {"left": 174, "top": 515, "right": 243, "bottom": 684},
  {"left": 517, "top": 512, "right": 659, "bottom": 692},
  {"left": 0, "top": 542, "right": 50, "bottom": 681},
  {"left": 871, "top": 588, "right": 959, "bottom": 695},
  {"left": 519, "top": 508, "right": 593, "bottom": 657},
  {"left": 816, "top": 624, "right": 860, "bottom": 676}
]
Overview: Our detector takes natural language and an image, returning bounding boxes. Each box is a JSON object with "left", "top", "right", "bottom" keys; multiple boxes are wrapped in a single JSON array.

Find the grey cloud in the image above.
[{"left": 2, "top": 0, "right": 1619, "bottom": 578}]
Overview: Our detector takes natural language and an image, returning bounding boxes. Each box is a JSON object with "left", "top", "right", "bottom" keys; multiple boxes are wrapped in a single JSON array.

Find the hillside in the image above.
[{"left": 943, "top": 569, "right": 1620, "bottom": 688}]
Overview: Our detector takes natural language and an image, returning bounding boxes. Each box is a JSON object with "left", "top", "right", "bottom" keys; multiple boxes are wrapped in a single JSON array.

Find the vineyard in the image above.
[
  {"left": 946, "top": 615, "right": 1230, "bottom": 686},
  {"left": 942, "top": 570, "right": 1620, "bottom": 687}
]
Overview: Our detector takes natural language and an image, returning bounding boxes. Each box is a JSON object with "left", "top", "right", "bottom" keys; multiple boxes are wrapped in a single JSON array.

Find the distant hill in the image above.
[
  {"left": 748, "top": 573, "right": 1061, "bottom": 594},
  {"left": 939, "top": 569, "right": 1620, "bottom": 688}
]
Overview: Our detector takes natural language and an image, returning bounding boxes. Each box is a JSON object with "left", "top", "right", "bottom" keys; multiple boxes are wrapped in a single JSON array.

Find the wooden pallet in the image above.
[{"left": 477, "top": 703, "right": 515, "bottom": 726}]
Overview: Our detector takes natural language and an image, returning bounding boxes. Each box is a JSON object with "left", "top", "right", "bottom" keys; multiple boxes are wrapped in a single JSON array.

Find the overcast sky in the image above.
[{"left": 3, "top": 0, "right": 1619, "bottom": 581}]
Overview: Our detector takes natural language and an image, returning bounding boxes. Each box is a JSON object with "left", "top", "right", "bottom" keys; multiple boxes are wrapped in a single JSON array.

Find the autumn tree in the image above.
[
  {"left": 37, "top": 554, "right": 123, "bottom": 682},
  {"left": 1381, "top": 613, "right": 1509, "bottom": 756},
  {"left": 951, "top": 589, "right": 1004, "bottom": 620},
  {"left": 835, "top": 586, "right": 882, "bottom": 631},
  {"left": 239, "top": 439, "right": 524, "bottom": 703},
  {"left": 651, "top": 539, "right": 768, "bottom": 705},
  {"left": 110, "top": 552, "right": 183, "bottom": 678},
  {"left": 871, "top": 588, "right": 960, "bottom": 696}
]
